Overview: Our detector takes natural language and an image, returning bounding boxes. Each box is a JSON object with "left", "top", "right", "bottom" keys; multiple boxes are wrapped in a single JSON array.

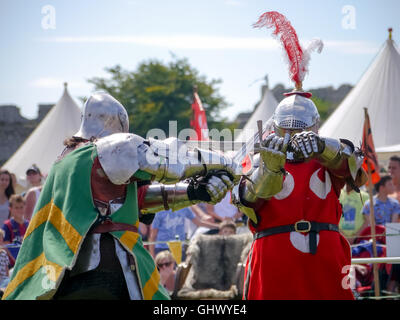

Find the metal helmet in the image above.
[
  {"left": 272, "top": 93, "right": 320, "bottom": 136},
  {"left": 74, "top": 92, "right": 129, "bottom": 140}
]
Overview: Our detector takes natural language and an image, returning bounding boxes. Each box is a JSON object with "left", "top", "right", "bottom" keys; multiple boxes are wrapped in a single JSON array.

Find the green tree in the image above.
[
  {"left": 87, "top": 56, "right": 230, "bottom": 138},
  {"left": 310, "top": 96, "right": 332, "bottom": 125}
]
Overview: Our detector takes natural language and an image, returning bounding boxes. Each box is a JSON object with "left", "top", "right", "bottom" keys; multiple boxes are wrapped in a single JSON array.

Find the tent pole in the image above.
[{"left": 363, "top": 108, "right": 381, "bottom": 298}]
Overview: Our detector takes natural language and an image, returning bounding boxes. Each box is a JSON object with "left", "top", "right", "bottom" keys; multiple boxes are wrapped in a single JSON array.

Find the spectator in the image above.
[
  {"left": 190, "top": 192, "right": 244, "bottom": 237},
  {"left": 9, "top": 173, "right": 25, "bottom": 196},
  {"left": 358, "top": 175, "right": 400, "bottom": 237},
  {"left": 339, "top": 186, "right": 369, "bottom": 244},
  {"left": 386, "top": 157, "right": 400, "bottom": 294},
  {"left": 387, "top": 263, "right": 400, "bottom": 294},
  {"left": 388, "top": 155, "right": 400, "bottom": 202},
  {"left": 149, "top": 207, "right": 219, "bottom": 261},
  {"left": 0, "top": 229, "right": 10, "bottom": 294},
  {"left": 25, "top": 164, "right": 43, "bottom": 189},
  {"left": 139, "top": 222, "right": 150, "bottom": 241},
  {"left": 187, "top": 203, "right": 217, "bottom": 237},
  {"left": 138, "top": 222, "right": 152, "bottom": 252},
  {"left": 218, "top": 218, "right": 237, "bottom": 236},
  {"left": 24, "top": 165, "right": 43, "bottom": 221},
  {"left": 211, "top": 191, "right": 243, "bottom": 223},
  {"left": 190, "top": 204, "right": 214, "bottom": 223},
  {"left": 155, "top": 250, "right": 176, "bottom": 295},
  {"left": 358, "top": 176, "right": 400, "bottom": 294},
  {"left": 358, "top": 174, "right": 400, "bottom": 289},
  {"left": 2, "top": 195, "right": 29, "bottom": 245},
  {"left": 0, "top": 170, "right": 15, "bottom": 227}
]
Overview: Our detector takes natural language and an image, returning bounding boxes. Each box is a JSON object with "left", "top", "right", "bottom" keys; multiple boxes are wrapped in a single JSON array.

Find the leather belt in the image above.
[
  {"left": 254, "top": 220, "right": 339, "bottom": 255},
  {"left": 92, "top": 220, "right": 138, "bottom": 234}
]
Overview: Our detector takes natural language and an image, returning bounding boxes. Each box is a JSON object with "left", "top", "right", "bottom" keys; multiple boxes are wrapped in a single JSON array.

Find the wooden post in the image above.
[{"left": 363, "top": 108, "right": 380, "bottom": 298}]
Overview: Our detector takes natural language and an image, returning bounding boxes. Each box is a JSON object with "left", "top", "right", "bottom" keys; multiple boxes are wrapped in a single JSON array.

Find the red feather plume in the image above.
[{"left": 253, "top": 11, "right": 305, "bottom": 89}]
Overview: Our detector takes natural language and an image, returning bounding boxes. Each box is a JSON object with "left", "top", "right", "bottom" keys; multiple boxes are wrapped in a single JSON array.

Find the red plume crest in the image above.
[{"left": 254, "top": 11, "right": 322, "bottom": 90}]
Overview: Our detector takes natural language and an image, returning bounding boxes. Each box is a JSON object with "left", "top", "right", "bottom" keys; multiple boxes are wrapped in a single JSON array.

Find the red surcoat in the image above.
[{"left": 244, "top": 159, "right": 354, "bottom": 300}]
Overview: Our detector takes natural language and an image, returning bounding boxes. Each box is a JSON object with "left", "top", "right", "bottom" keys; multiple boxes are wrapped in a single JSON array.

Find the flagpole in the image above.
[{"left": 363, "top": 107, "right": 380, "bottom": 298}]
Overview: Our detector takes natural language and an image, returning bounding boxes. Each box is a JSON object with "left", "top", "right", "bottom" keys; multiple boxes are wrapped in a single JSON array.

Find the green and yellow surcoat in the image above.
[{"left": 3, "top": 143, "right": 169, "bottom": 300}]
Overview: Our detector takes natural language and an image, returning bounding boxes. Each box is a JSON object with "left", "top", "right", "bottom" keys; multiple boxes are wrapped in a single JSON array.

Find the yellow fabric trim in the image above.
[
  {"left": 3, "top": 252, "right": 62, "bottom": 299},
  {"left": 119, "top": 231, "right": 140, "bottom": 250},
  {"left": 24, "top": 202, "right": 53, "bottom": 239},
  {"left": 119, "top": 231, "right": 160, "bottom": 300},
  {"left": 142, "top": 267, "right": 161, "bottom": 300},
  {"left": 25, "top": 199, "right": 82, "bottom": 254}
]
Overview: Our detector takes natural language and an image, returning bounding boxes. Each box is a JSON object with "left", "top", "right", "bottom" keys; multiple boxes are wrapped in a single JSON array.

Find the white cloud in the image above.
[
  {"left": 37, "top": 35, "right": 379, "bottom": 54},
  {"left": 324, "top": 40, "right": 380, "bottom": 55},
  {"left": 38, "top": 35, "right": 278, "bottom": 50}
]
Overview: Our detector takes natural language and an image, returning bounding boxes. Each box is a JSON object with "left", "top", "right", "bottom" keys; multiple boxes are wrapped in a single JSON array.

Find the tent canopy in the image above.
[
  {"left": 2, "top": 83, "right": 82, "bottom": 180},
  {"left": 320, "top": 31, "right": 400, "bottom": 157},
  {"left": 235, "top": 82, "right": 278, "bottom": 142},
  {"left": 375, "top": 144, "right": 400, "bottom": 164}
]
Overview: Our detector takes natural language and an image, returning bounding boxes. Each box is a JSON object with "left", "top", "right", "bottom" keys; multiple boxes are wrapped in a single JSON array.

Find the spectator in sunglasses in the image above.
[{"left": 155, "top": 250, "right": 176, "bottom": 295}]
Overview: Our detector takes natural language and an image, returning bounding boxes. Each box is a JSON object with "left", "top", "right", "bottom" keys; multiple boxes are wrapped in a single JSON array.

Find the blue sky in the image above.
[{"left": 1, "top": 0, "right": 399, "bottom": 121}]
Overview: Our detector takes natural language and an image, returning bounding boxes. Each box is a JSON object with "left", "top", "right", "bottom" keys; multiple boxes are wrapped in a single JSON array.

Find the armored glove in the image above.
[
  {"left": 187, "top": 170, "right": 234, "bottom": 205},
  {"left": 232, "top": 133, "right": 289, "bottom": 225},
  {"left": 260, "top": 132, "right": 290, "bottom": 172},
  {"left": 289, "top": 131, "right": 324, "bottom": 160}
]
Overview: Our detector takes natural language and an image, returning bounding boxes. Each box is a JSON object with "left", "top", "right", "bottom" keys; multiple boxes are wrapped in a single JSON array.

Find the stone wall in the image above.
[
  {"left": 0, "top": 104, "right": 54, "bottom": 166},
  {"left": 0, "top": 105, "right": 28, "bottom": 123}
]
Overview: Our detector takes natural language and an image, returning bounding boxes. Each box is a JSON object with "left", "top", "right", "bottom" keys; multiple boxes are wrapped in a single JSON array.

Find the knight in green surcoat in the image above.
[{"left": 3, "top": 93, "right": 236, "bottom": 300}]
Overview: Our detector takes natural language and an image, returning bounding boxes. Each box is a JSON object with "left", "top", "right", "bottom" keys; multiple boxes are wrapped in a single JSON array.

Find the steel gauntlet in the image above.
[
  {"left": 240, "top": 133, "right": 289, "bottom": 203},
  {"left": 141, "top": 171, "right": 234, "bottom": 213}
]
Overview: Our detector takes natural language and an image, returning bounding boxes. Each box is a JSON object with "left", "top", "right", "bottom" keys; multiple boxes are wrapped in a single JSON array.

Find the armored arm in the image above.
[
  {"left": 94, "top": 133, "right": 235, "bottom": 213},
  {"left": 140, "top": 172, "right": 233, "bottom": 214},
  {"left": 318, "top": 137, "right": 367, "bottom": 188},
  {"left": 95, "top": 133, "right": 239, "bottom": 185},
  {"left": 290, "top": 132, "right": 367, "bottom": 188},
  {"left": 231, "top": 133, "right": 290, "bottom": 225},
  {"left": 240, "top": 133, "right": 289, "bottom": 203},
  {"left": 240, "top": 153, "right": 285, "bottom": 204}
]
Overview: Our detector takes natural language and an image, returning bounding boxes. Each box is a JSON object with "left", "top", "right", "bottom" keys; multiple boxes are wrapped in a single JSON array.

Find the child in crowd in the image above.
[
  {"left": 218, "top": 219, "right": 237, "bottom": 236},
  {"left": 358, "top": 175, "right": 400, "bottom": 238},
  {"left": 2, "top": 195, "right": 29, "bottom": 244},
  {"left": 0, "top": 229, "right": 10, "bottom": 295}
]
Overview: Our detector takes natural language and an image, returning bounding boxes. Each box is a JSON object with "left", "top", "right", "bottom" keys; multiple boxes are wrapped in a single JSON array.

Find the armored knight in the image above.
[
  {"left": 233, "top": 11, "right": 367, "bottom": 300},
  {"left": 3, "top": 92, "right": 237, "bottom": 300}
]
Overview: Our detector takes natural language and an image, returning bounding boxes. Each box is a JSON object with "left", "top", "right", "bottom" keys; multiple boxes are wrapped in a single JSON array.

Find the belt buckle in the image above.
[{"left": 295, "top": 220, "right": 311, "bottom": 233}]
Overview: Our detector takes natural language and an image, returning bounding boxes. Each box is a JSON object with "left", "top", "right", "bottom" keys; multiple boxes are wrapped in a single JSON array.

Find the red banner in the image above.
[
  {"left": 190, "top": 89, "right": 209, "bottom": 141},
  {"left": 362, "top": 108, "right": 380, "bottom": 185}
]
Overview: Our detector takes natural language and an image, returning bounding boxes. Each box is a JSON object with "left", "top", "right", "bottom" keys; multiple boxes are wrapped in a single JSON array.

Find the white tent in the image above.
[
  {"left": 320, "top": 31, "right": 400, "bottom": 159},
  {"left": 235, "top": 83, "right": 278, "bottom": 142},
  {"left": 375, "top": 144, "right": 400, "bottom": 164},
  {"left": 2, "top": 83, "right": 82, "bottom": 179}
]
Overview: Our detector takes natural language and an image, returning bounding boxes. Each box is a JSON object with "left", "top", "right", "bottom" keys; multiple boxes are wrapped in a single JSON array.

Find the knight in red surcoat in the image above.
[{"left": 232, "top": 11, "right": 368, "bottom": 300}]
